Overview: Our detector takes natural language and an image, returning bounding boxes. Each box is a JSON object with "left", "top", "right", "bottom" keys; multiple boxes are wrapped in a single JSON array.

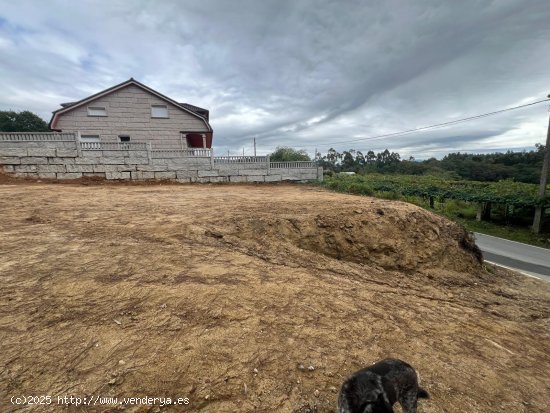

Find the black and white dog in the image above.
[{"left": 338, "top": 358, "right": 429, "bottom": 413}]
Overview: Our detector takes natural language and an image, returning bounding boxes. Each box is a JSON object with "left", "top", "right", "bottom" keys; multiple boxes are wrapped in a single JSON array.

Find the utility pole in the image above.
[
  {"left": 242, "top": 147, "right": 245, "bottom": 156},
  {"left": 532, "top": 94, "right": 550, "bottom": 233},
  {"left": 253, "top": 137, "right": 256, "bottom": 157}
]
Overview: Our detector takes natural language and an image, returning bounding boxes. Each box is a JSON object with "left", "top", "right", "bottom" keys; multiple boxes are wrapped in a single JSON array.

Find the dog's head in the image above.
[{"left": 338, "top": 374, "right": 393, "bottom": 413}]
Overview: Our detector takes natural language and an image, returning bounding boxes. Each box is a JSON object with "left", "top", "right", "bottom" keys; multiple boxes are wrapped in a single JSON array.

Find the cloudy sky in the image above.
[{"left": 1, "top": 0, "right": 549, "bottom": 158}]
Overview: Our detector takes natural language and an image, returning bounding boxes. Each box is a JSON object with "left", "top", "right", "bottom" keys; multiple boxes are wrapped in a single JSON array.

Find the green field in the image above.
[{"left": 320, "top": 173, "right": 550, "bottom": 248}]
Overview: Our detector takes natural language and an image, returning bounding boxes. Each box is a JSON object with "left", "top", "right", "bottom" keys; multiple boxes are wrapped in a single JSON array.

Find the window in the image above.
[
  {"left": 119, "top": 135, "right": 130, "bottom": 142},
  {"left": 87, "top": 106, "right": 107, "bottom": 117},
  {"left": 151, "top": 105, "right": 168, "bottom": 118},
  {"left": 80, "top": 135, "right": 100, "bottom": 143}
]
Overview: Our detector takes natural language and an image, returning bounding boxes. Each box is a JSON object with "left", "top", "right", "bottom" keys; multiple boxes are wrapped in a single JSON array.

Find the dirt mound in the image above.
[{"left": 225, "top": 204, "right": 482, "bottom": 274}]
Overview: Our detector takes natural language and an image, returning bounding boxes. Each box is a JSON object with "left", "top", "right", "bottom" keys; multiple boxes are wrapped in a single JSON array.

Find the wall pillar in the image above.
[
  {"left": 75, "top": 131, "right": 82, "bottom": 157},
  {"left": 147, "top": 141, "right": 152, "bottom": 164},
  {"left": 210, "top": 147, "right": 214, "bottom": 169}
]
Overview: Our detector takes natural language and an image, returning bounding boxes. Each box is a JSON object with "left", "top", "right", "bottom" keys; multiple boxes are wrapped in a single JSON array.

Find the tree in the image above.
[
  {"left": 269, "top": 146, "right": 311, "bottom": 162},
  {"left": 325, "top": 148, "right": 341, "bottom": 170},
  {"left": 341, "top": 149, "right": 356, "bottom": 171},
  {"left": 366, "top": 150, "right": 376, "bottom": 165},
  {"left": 0, "top": 110, "right": 49, "bottom": 132},
  {"left": 355, "top": 151, "right": 366, "bottom": 168}
]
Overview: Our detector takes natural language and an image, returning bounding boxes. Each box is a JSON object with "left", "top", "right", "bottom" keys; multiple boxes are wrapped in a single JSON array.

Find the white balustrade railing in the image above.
[
  {"left": 0, "top": 132, "right": 76, "bottom": 141},
  {"left": 214, "top": 156, "right": 268, "bottom": 163},
  {"left": 151, "top": 148, "right": 212, "bottom": 158},
  {"left": 270, "top": 161, "right": 316, "bottom": 168},
  {"left": 80, "top": 142, "right": 148, "bottom": 151}
]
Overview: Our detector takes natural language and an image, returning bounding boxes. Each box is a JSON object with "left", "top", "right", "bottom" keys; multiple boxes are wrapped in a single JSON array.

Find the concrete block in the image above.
[
  {"left": 15, "top": 164, "right": 38, "bottom": 172},
  {"left": 264, "top": 174, "right": 282, "bottom": 182},
  {"left": 0, "top": 148, "right": 27, "bottom": 157},
  {"left": 281, "top": 175, "right": 309, "bottom": 181},
  {"left": 175, "top": 170, "right": 198, "bottom": 178},
  {"left": 175, "top": 178, "right": 191, "bottom": 183},
  {"left": 93, "top": 165, "right": 119, "bottom": 173},
  {"left": 27, "top": 148, "right": 56, "bottom": 157},
  {"left": 167, "top": 159, "right": 211, "bottom": 169},
  {"left": 0, "top": 156, "right": 21, "bottom": 164},
  {"left": 20, "top": 157, "right": 48, "bottom": 164},
  {"left": 24, "top": 141, "right": 50, "bottom": 148},
  {"left": 239, "top": 169, "right": 269, "bottom": 176},
  {"left": 246, "top": 175, "right": 265, "bottom": 182},
  {"left": 56, "top": 141, "right": 77, "bottom": 148},
  {"left": 218, "top": 163, "right": 265, "bottom": 172},
  {"left": 103, "top": 150, "right": 129, "bottom": 157},
  {"left": 229, "top": 175, "right": 247, "bottom": 183},
  {"left": 136, "top": 164, "right": 168, "bottom": 172},
  {"left": 131, "top": 171, "right": 155, "bottom": 180},
  {"left": 154, "top": 171, "right": 176, "bottom": 180},
  {"left": 66, "top": 164, "right": 94, "bottom": 173},
  {"left": 100, "top": 157, "right": 126, "bottom": 164},
  {"left": 83, "top": 173, "right": 106, "bottom": 178},
  {"left": 36, "top": 164, "right": 66, "bottom": 173},
  {"left": 56, "top": 172, "right": 83, "bottom": 180},
  {"left": 38, "top": 173, "right": 57, "bottom": 179},
  {"left": 127, "top": 151, "right": 148, "bottom": 158},
  {"left": 105, "top": 171, "right": 131, "bottom": 180},
  {"left": 48, "top": 157, "right": 74, "bottom": 164},
  {"left": 198, "top": 170, "right": 219, "bottom": 177},
  {"left": 74, "top": 157, "right": 99, "bottom": 165},
  {"left": 2, "top": 165, "right": 15, "bottom": 172},
  {"left": 111, "top": 164, "right": 135, "bottom": 172},
  {"left": 209, "top": 176, "right": 228, "bottom": 183},
  {"left": 125, "top": 157, "right": 149, "bottom": 165},
  {"left": 56, "top": 149, "right": 78, "bottom": 157},
  {"left": 81, "top": 150, "right": 101, "bottom": 158}
]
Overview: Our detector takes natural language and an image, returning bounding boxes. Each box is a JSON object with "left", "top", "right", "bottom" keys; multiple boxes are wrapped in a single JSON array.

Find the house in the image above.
[{"left": 49, "top": 78, "right": 213, "bottom": 150}]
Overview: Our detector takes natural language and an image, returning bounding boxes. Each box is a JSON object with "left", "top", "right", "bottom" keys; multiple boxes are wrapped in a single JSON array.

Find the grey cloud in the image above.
[{"left": 0, "top": 0, "right": 549, "bottom": 158}]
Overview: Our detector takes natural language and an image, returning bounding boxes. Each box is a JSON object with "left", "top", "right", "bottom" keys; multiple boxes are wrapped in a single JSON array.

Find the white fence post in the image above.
[
  {"left": 267, "top": 155, "right": 271, "bottom": 174},
  {"left": 210, "top": 148, "right": 214, "bottom": 168}
]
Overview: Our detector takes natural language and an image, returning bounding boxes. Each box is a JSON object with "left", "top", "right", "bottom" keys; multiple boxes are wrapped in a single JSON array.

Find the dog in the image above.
[{"left": 338, "top": 358, "right": 429, "bottom": 413}]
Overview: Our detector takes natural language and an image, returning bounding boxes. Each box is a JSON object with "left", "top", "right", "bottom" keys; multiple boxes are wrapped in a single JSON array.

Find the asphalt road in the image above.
[{"left": 474, "top": 232, "right": 550, "bottom": 282}]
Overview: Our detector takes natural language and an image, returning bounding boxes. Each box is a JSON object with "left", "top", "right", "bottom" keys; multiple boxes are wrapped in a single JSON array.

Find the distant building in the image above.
[{"left": 49, "top": 78, "right": 213, "bottom": 150}]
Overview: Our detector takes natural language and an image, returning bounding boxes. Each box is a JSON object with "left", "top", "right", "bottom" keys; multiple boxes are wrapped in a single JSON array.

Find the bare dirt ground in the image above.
[{"left": 0, "top": 180, "right": 549, "bottom": 413}]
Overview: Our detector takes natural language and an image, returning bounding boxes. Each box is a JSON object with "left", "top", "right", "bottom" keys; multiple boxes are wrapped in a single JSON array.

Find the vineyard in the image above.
[
  {"left": 323, "top": 173, "right": 550, "bottom": 207},
  {"left": 322, "top": 174, "right": 550, "bottom": 240}
]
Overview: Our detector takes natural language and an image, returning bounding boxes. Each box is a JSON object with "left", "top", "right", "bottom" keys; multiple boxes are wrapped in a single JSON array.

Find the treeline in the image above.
[
  {"left": 0, "top": 110, "right": 49, "bottom": 132},
  {"left": 314, "top": 145, "right": 546, "bottom": 184}
]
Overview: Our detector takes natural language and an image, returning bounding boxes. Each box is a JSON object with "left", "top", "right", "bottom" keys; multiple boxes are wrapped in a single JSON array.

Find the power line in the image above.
[{"left": 279, "top": 97, "right": 550, "bottom": 150}]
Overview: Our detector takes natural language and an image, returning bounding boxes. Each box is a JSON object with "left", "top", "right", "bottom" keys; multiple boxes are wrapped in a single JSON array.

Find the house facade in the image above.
[{"left": 49, "top": 78, "right": 213, "bottom": 150}]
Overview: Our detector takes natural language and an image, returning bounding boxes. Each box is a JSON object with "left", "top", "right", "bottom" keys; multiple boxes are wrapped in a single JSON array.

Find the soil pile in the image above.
[{"left": 224, "top": 205, "right": 482, "bottom": 274}]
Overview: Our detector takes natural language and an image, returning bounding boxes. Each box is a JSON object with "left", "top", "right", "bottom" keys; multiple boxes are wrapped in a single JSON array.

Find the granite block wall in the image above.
[{"left": 0, "top": 134, "right": 323, "bottom": 183}]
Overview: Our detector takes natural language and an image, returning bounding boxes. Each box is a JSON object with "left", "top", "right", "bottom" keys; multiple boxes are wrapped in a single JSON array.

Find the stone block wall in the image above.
[{"left": 0, "top": 133, "right": 323, "bottom": 182}]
